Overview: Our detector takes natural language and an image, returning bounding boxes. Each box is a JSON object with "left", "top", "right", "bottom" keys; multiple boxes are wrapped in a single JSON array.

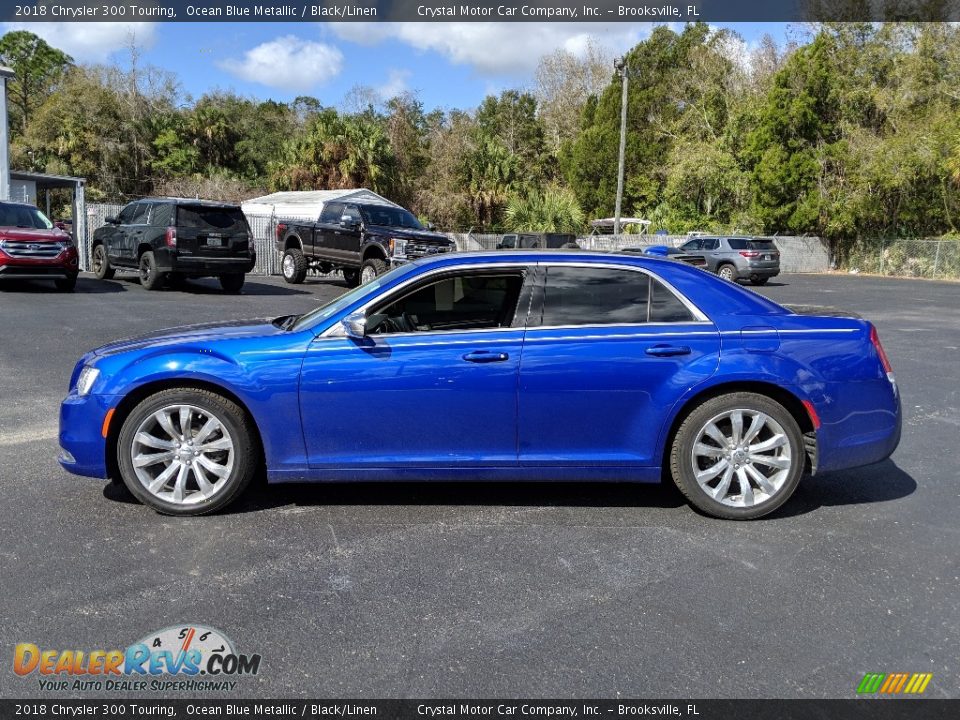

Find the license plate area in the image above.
[{"left": 205, "top": 237, "right": 223, "bottom": 248}]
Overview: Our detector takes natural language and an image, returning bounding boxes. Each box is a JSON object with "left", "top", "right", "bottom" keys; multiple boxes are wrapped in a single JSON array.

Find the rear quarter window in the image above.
[{"left": 150, "top": 203, "right": 174, "bottom": 227}]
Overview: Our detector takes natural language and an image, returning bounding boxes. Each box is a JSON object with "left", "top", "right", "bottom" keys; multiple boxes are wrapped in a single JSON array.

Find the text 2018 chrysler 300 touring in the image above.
[{"left": 59, "top": 251, "right": 901, "bottom": 520}]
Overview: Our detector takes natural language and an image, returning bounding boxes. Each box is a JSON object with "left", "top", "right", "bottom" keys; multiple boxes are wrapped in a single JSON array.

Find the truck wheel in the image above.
[
  {"left": 219, "top": 273, "right": 245, "bottom": 293},
  {"left": 717, "top": 263, "right": 737, "bottom": 282},
  {"left": 138, "top": 251, "right": 165, "bottom": 291},
  {"left": 360, "top": 258, "right": 388, "bottom": 284},
  {"left": 92, "top": 244, "right": 115, "bottom": 280},
  {"left": 342, "top": 268, "right": 360, "bottom": 288},
  {"left": 281, "top": 248, "right": 307, "bottom": 284},
  {"left": 55, "top": 273, "right": 78, "bottom": 292}
]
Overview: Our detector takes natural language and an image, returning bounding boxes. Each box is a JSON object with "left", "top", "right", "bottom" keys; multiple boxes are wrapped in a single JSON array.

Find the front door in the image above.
[
  {"left": 299, "top": 266, "right": 533, "bottom": 468},
  {"left": 518, "top": 263, "right": 721, "bottom": 467}
]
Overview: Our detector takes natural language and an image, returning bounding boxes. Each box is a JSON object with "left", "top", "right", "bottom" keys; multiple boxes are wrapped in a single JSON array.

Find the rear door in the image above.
[
  {"left": 175, "top": 204, "right": 250, "bottom": 259},
  {"left": 517, "top": 263, "right": 721, "bottom": 467}
]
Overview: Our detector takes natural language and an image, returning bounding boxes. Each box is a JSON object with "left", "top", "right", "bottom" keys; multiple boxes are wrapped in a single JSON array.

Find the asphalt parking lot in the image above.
[{"left": 1, "top": 269, "right": 958, "bottom": 699}]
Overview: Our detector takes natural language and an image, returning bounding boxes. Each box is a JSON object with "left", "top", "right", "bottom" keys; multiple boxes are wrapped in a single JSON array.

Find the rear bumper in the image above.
[
  {"left": 815, "top": 380, "right": 902, "bottom": 473},
  {"left": 153, "top": 248, "right": 256, "bottom": 275},
  {"left": 742, "top": 266, "right": 780, "bottom": 279},
  {"left": 58, "top": 392, "right": 116, "bottom": 479}
]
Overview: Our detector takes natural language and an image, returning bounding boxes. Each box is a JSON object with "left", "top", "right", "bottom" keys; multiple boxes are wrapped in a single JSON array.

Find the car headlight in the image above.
[
  {"left": 76, "top": 366, "right": 100, "bottom": 396},
  {"left": 389, "top": 237, "right": 408, "bottom": 258}
]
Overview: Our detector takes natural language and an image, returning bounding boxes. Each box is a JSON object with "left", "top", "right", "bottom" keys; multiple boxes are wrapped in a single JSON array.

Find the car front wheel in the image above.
[
  {"left": 670, "top": 392, "right": 805, "bottom": 520},
  {"left": 92, "top": 244, "right": 115, "bottom": 280},
  {"left": 116, "top": 389, "right": 259, "bottom": 516},
  {"left": 360, "top": 258, "right": 388, "bottom": 284}
]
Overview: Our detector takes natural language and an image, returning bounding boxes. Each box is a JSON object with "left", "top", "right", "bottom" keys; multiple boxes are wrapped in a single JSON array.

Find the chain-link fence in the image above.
[{"left": 845, "top": 238, "right": 960, "bottom": 280}]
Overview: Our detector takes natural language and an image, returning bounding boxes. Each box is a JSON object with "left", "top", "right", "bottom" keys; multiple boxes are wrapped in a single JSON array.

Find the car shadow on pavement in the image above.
[
  {"left": 0, "top": 277, "right": 126, "bottom": 294},
  {"left": 231, "top": 479, "right": 689, "bottom": 513},
  {"left": 767, "top": 459, "right": 916, "bottom": 519}
]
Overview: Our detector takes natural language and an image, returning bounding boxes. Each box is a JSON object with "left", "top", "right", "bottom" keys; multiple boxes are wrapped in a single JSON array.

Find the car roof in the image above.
[
  {"left": 411, "top": 249, "right": 676, "bottom": 269},
  {"left": 136, "top": 197, "right": 242, "bottom": 208}
]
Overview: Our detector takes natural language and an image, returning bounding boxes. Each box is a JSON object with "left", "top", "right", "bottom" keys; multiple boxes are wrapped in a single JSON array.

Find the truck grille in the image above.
[
  {"left": 1, "top": 240, "right": 65, "bottom": 259},
  {"left": 406, "top": 243, "right": 452, "bottom": 259}
]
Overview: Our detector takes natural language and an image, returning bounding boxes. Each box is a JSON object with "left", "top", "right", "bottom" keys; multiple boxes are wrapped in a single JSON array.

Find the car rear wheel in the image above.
[
  {"left": 54, "top": 273, "right": 78, "bottom": 292},
  {"left": 139, "top": 251, "right": 164, "bottom": 290},
  {"left": 117, "top": 388, "right": 259, "bottom": 516},
  {"left": 92, "top": 244, "right": 115, "bottom": 280},
  {"left": 717, "top": 263, "right": 737, "bottom": 282},
  {"left": 219, "top": 273, "right": 245, "bottom": 293},
  {"left": 360, "top": 258, "right": 388, "bottom": 284},
  {"left": 670, "top": 392, "right": 805, "bottom": 520},
  {"left": 281, "top": 248, "right": 307, "bottom": 284}
]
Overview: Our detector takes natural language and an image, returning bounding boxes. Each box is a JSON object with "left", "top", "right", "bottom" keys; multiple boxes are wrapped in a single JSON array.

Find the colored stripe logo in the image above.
[{"left": 857, "top": 672, "right": 933, "bottom": 694}]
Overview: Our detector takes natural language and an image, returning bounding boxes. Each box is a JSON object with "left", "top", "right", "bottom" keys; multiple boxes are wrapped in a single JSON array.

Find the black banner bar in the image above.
[
  {"left": 1, "top": 700, "right": 959, "bottom": 720},
  {"left": 2, "top": 0, "right": 960, "bottom": 23}
]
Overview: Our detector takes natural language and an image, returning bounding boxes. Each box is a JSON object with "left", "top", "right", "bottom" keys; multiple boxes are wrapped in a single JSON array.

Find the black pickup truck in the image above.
[{"left": 275, "top": 201, "right": 455, "bottom": 286}]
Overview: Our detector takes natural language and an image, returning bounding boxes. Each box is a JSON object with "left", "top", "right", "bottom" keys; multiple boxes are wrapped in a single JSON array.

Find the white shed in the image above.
[{"left": 241, "top": 188, "right": 399, "bottom": 220}]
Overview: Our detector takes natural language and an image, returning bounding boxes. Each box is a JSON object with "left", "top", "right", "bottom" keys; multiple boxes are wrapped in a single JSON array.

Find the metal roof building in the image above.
[{"left": 241, "top": 189, "right": 398, "bottom": 219}]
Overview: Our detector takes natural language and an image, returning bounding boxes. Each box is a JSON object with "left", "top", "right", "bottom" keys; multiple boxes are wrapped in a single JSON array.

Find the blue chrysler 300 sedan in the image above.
[{"left": 59, "top": 251, "right": 901, "bottom": 519}]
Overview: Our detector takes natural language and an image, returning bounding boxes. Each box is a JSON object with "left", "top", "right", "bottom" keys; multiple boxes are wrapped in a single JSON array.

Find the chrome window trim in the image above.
[{"left": 317, "top": 258, "right": 712, "bottom": 340}]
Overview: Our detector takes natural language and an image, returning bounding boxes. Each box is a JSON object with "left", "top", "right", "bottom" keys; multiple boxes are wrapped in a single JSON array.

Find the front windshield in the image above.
[
  {"left": 359, "top": 205, "right": 423, "bottom": 230},
  {"left": 0, "top": 204, "right": 54, "bottom": 229},
  {"left": 290, "top": 263, "right": 416, "bottom": 332}
]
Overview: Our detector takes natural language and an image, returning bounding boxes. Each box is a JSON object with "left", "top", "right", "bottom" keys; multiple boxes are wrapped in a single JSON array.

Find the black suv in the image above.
[
  {"left": 276, "top": 202, "right": 454, "bottom": 286},
  {"left": 92, "top": 198, "right": 256, "bottom": 292}
]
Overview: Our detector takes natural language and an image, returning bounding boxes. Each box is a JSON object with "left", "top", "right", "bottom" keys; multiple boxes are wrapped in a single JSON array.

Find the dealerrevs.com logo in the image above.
[{"left": 14, "top": 624, "right": 261, "bottom": 692}]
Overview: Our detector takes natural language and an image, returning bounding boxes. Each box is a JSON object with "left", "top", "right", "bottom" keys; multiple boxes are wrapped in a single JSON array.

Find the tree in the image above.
[
  {"left": 505, "top": 185, "right": 585, "bottom": 233},
  {"left": 0, "top": 30, "right": 73, "bottom": 135},
  {"left": 534, "top": 41, "right": 612, "bottom": 149}
]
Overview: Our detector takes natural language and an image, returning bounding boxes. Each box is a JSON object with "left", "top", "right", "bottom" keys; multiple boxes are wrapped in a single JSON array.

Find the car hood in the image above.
[
  {"left": 365, "top": 225, "right": 452, "bottom": 244},
  {"left": 91, "top": 319, "right": 286, "bottom": 358},
  {"left": 0, "top": 227, "right": 71, "bottom": 242}
]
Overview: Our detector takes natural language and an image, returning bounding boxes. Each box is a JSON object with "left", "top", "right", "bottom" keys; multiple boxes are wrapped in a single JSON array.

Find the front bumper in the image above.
[
  {"left": 58, "top": 392, "right": 118, "bottom": 479},
  {"left": 0, "top": 251, "right": 79, "bottom": 280}
]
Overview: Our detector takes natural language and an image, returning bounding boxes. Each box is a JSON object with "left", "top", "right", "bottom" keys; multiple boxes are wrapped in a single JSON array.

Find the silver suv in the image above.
[{"left": 679, "top": 236, "right": 780, "bottom": 285}]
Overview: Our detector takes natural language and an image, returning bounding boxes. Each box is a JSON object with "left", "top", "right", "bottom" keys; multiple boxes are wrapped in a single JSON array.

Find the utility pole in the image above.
[
  {"left": 614, "top": 57, "right": 629, "bottom": 236},
  {"left": 0, "top": 66, "right": 13, "bottom": 201}
]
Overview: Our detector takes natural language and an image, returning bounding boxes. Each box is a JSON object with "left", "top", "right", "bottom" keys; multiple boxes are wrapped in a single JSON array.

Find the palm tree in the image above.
[{"left": 505, "top": 186, "right": 585, "bottom": 233}]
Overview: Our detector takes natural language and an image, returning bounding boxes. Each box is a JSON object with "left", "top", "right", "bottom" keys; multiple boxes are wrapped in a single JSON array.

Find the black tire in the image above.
[
  {"left": 54, "top": 273, "right": 78, "bottom": 292},
  {"left": 281, "top": 247, "right": 307, "bottom": 284},
  {"left": 92, "top": 244, "right": 115, "bottom": 280},
  {"left": 138, "top": 251, "right": 164, "bottom": 290},
  {"left": 717, "top": 263, "right": 738, "bottom": 282},
  {"left": 360, "top": 257, "right": 388, "bottom": 285},
  {"left": 669, "top": 392, "right": 805, "bottom": 520},
  {"left": 342, "top": 268, "right": 360, "bottom": 288},
  {"left": 116, "top": 388, "right": 260, "bottom": 516},
  {"left": 750, "top": 277, "right": 769, "bottom": 286},
  {"left": 219, "top": 273, "right": 245, "bottom": 293}
]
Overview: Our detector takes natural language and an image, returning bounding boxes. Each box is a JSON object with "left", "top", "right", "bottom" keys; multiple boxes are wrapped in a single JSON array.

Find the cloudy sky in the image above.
[{"left": 4, "top": 21, "right": 800, "bottom": 109}]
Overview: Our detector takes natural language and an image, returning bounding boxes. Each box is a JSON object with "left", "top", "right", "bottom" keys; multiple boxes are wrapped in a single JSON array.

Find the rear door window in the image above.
[
  {"left": 702, "top": 238, "right": 719, "bottom": 250},
  {"left": 541, "top": 266, "right": 695, "bottom": 326},
  {"left": 176, "top": 205, "right": 248, "bottom": 233},
  {"left": 319, "top": 202, "right": 345, "bottom": 224}
]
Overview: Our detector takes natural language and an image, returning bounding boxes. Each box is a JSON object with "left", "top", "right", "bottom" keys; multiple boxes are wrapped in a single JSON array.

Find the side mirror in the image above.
[
  {"left": 105, "top": 216, "right": 118, "bottom": 225},
  {"left": 341, "top": 311, "right": 367, "bottom": 339},
  {"left": 340, "top": 216, "right": 360, "bottom": 229},
  {"left": 426, "top": 222, "right": 436, "bottom": 231}
]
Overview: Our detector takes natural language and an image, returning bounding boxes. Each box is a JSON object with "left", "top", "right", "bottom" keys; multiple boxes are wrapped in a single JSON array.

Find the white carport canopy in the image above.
[{"left": 241, "top": 189, "right": 399, "bottom": 219}]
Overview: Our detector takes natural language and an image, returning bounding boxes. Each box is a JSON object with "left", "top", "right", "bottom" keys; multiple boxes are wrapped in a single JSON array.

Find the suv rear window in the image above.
[
  {"left": 176, "top": 205, "right": 247, "bottom": 232},
  {"left": 727, "top": 238, "right": 775, "bottom": 250}
]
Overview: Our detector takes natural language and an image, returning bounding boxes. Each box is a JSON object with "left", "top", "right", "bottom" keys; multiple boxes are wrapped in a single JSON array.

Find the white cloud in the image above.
[
  {"left": 218, "top": 35, "right": 343, "bottom": 92},
  {"left": 376, "top": 68, "right": 411, "bottom": 99},
  {"left": 2, "top": 22, "right": 157, "bottom": 62},
  {"left": 329, "top": 22, "right": 651, "bottom": 77}
]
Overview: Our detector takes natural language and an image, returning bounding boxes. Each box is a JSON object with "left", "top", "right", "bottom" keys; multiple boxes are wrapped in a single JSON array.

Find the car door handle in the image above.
[
  {"left": 462, "top": 350, "right": 509, "bottom": 363},
  {"left": 645, "top": 345, "right": 691, "bottom": 357}
]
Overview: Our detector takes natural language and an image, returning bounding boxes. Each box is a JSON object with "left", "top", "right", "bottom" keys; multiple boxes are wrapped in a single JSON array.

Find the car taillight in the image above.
[
  {"left": 739, "top": 251, "right": 760, "bottom": 258},
  {"left": 870, "top": 324, "right": 895, "bottom": 381},
  {"left": 276, "top": 223, "right": 287, "bottom": 241},
  {"left": 165, "top": 227, "right": 177, "bottom": 248}
]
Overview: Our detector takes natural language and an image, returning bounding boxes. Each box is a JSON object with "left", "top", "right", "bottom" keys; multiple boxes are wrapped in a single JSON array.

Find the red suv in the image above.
[{"left": 0, "top": 201, "right": 79, "bottom": 291}]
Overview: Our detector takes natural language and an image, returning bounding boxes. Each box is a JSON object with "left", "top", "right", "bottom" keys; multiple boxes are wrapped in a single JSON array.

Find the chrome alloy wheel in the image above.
[
  {"left": 360, "top": 264, "right": 378, "bottom": 284},
  {"left": 282, "top": 253, "right": 296, "bottom": 279},
  {"left": 690, "top": 409, "right": 792, "bottom": 507},
  {"left": 129, "top": 404, "right": 235, "bottom": 505}
]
